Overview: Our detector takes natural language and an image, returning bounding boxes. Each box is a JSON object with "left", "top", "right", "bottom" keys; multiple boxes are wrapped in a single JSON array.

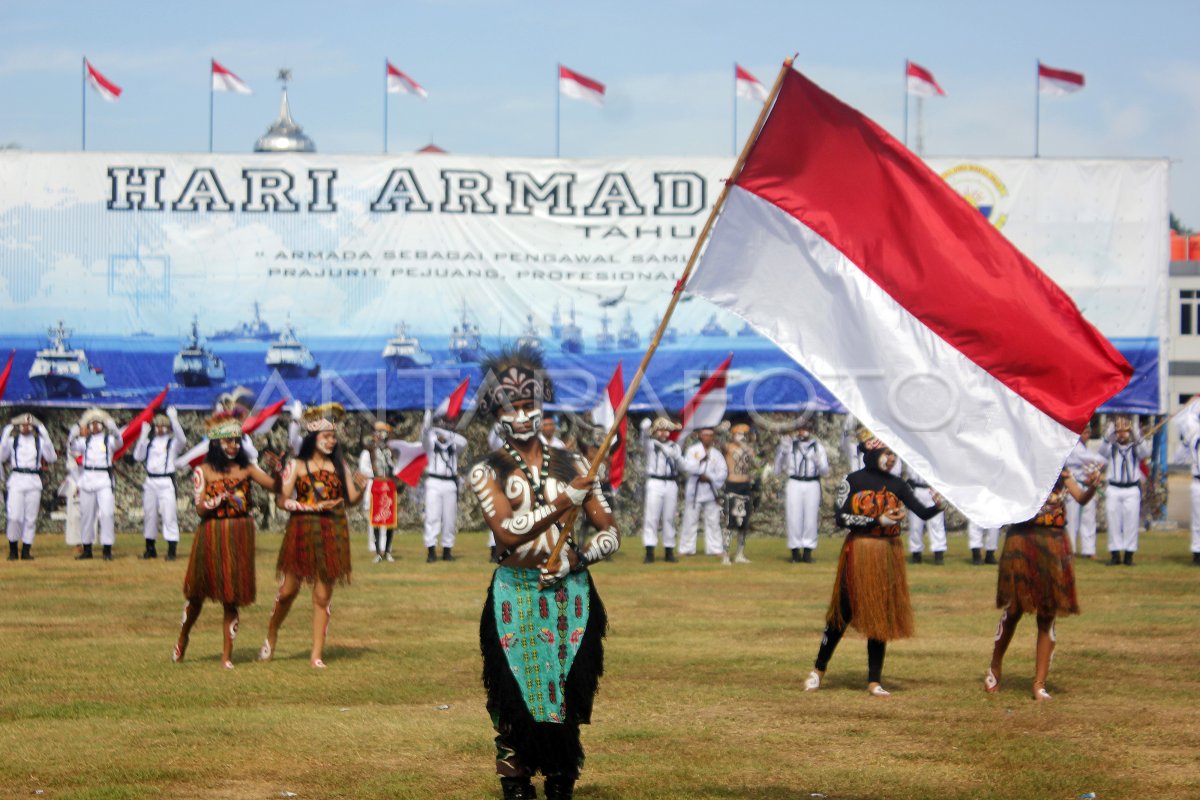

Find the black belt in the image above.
[
  {"left": 909, "top": 482, "right": 929, "bottom": 489},
  {"left": 790, "top": 475, "right": 820, "bottom": 482},
  {"left": 426, "top": 473, "right": 457, "bottom": 481},
  {"left": 147, "top": 472, "right": 175, "bottom": 479},
  {"left": 647, "top": 474, "right": 677, "bottom": 480},
  {"left": 1193, "top": 476, "right": 1200, "bottom": 481},
  {"left": 84, "top": 466, "right": 112, "bottom": 472},
  {"left": 1109, "top": 481, "right": 1139, "bottom": 488},
  {"left": 11, "top": 467, "right": 41, "bottom": 475}
]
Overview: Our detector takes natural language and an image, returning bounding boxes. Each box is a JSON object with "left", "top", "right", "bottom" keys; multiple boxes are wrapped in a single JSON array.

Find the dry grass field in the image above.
[{"left": 1, "top": 525, "right": 1197, "bottom": 800}]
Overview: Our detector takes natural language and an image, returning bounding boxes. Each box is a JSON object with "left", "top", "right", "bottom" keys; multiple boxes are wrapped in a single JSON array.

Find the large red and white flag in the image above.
[
  {"left": 590, "top": 362, "right": 628, "bottom": 490},
  {"left": 434, "top": 377, "right": 470, "bottom": 421},
  {"left": 387, "top": 62, "right": 428, "bottom": 98},
  {"left": 394, "top": 441, "right": 428, "bottom": 487},
  {"left": 672, "top": 354, "right": 732, "bottom": 444},
  {"left": 559, "top": 65, "right": 605, "bottom": 107},
  {"left": 1038, "top": 62, "right": 1085, "bottom": 95},
  {"left": 85, "top": 59, "right": 122, "bottom": 102},
  {"left": 113, "top": 387, "right": 169, "bottom": 461},
  {"left": 735, "top": 64, "right": 769, "bottom": 103},
  {"left": 0, "top": 349, "right": 14, "bottom": 403},
  {"left": 212, "top": 60, "right": 252, "bottom": 94},
  {"left": 180, "top": 398, "right": 288, "bottom": 469},
  {"left": 906, "top": 61, "right": 945, "bottom": 97},
  {"left": 687, "top": 67, "right": 1130, "bottom": 527}
]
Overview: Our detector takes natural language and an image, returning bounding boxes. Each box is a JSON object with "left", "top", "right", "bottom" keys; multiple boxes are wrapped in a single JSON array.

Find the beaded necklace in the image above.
[{"left": 503, "top": 441, "right": 551, "bottom": 505}]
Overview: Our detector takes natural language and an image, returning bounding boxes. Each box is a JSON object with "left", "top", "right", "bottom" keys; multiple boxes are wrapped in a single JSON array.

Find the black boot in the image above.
[
  {"left": 76, "top": 544, "right": 93, "bottom": 560},
  {"left": 102, "top": 544, "right": 113, "bottom": 561},
  {"left": 933, "top": 551, "right": 944, "bottom": 566},
  {"left": 644, "top": 545, "right": 655, "bottom": 564},
  {"left": 140, "top": 539, "right": 157, "bottom": 560},
  {"left": 971, "top": 548, "right": 982, "bottom": 565},
  {"left": 1193, "top": 552, "right": 1200, "bottom": 566},
  {"left": 544, "top": 775, "right": 575, "bottom": 800},
  {"left": 7, "top": 541, "right": 17, "bottom": 561},
  {"left": 426, "top": 545, "right": 438, "bottom": 563},
  {"left": 664, "top": 547, "right": 677, "bottom": 563},
  {"left": 802, "top": 548, "right": 813, "bottom": 563},
  {"left": 20, "top": 543, "right": 33, "bottom": 561},
  {"left": 984, "top": 550, "right": 997, "bottom": 565},
  {"left": 166, "top": 541, "right": 178, "bottom": 561},
  {"left": 1123, "top": 550, "right": 1134, "bottom": 566},
  {"left": 442, "top": 546, "right": 455, "bottom": 562},
  {"left": 499, "top": 777, "right": 537, "bottom": 800},
  {"left": 790, "top": 547, "right": 801, "bottom": 563},
  {"left": 911, "top": 551, "right": 922, "bottom": 564},
  {"left": 1108, "top": 551, "right": 1121, "bottom": 566}
]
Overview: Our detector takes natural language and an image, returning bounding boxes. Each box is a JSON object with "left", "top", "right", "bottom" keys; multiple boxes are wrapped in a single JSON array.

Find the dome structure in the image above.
[{"left": 254, "top": 70, "right": 316, "bottom": 153}]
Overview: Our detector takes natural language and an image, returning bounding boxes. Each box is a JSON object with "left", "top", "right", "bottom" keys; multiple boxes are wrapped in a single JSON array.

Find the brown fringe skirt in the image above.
[
  {"left": 996, "top": 525, "right": 1078, "bottom": 617},
  {"left": 183, "top": 515, "right": 256, "bottom": 605},
  {"left": 826, "top": 534, "right": 914, "bottom": 642},
  {"left": 276, "top": 512, "right": 352, "bottom": 586}
]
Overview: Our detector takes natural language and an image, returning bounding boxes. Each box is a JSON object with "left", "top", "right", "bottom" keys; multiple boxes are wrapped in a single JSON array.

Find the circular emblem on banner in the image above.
[{"left": 941, "top": 163, "right": 1009, "bottom": 229}]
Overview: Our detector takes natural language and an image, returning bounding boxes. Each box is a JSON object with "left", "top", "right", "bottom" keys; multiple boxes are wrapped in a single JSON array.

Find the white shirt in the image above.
[
  {"left": 641, "top": 428, "right": 683, "bottom": 479},
  {"left": 134, "top": 420, "right": 185, "bottom": 475},
  {"left": 774, "top": 435, "right": 829, "bottom": 479},
  {"left": 0, "top": 427, "right": 58, "bottom": 473},
  {"left": 683, "top": 442, "right": 727, "bottom": 503}
]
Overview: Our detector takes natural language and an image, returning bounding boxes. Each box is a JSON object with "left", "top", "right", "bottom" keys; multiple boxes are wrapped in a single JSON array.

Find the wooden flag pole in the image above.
[{"left": 542, "top": 56, "right": 795, "bottom": 581}]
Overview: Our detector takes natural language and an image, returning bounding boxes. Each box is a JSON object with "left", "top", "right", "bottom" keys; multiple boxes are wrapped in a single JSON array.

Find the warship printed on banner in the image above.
[
  {"left": 28, "top": 321, "right": 106, "bottom": 399},
  {"left": 617, "top": 309, "right": 640, "bottom": 350},
  {"left": 515, "top": 314, "right": 544, "bottom": 354},
  {"left": 173, "top": 317, "right": 227, "bottom": 387},
  {"left": 211, "top": 301, "right": 278, "bottom": 342},
  {"left": 700, "top": 314, "right": 729, "bottom": 337},
  {"left": 448, "top": 300, "right": 484, "bottom": 363},
  {"left": 560, "top": 301, "right": 584, "bottom": 355},
  {"left": 381, "top": 322, "right": 433, "bottom": 369},
  {"left": 266, "top": 319, "right": 320, "bottom": 378},
  {"left": 596, "top": 310, "right": 615, "bottom": 352}
]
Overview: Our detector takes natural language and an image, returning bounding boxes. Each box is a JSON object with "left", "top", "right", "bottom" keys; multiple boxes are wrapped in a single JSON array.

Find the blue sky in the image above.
[{"left": 3, "top": 0, "right": 1199, "bottom": 223}]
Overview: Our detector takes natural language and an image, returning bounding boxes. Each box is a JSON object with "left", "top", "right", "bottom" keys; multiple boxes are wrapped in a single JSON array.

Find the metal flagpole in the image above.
[
  {"left": 1034, "top": 60, "right": 1041, "bottom": 158},
  {"left": 541, "top": 56, "right": 795, "bottom": 582},
  {"left": 555, "top": 63, "right": 561, "bottom": 158},
  {"left": 209, "top": 60, "right": 214, "bottom": 153},
  {"left": 732, "top": 62, "right": 737, "bottom": 157},
  {"left": 383, "top": 59, "right": 388, "bottom": 154},
  {"left": 915, "top": 96, "right": 924, "bottom": 156},
  {"left": 81, "top": 57, "right": 87, "bottom": 151},
  {"left": 902, "top": 60, "right": 908, "bottom": 148}
]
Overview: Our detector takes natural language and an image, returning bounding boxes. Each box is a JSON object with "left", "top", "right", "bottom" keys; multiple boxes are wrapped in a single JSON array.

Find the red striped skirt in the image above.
[
  {"left": 183, "top": 515, "right": 257, "bottom": 605},
  {"left": 277, "top": 513, "right": 352, "bottom": 586}
]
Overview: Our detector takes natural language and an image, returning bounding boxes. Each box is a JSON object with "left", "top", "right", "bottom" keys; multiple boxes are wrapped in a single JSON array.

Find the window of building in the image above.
[{"left": 1182, "top": 289, "right": 1196, "bottom": 335}]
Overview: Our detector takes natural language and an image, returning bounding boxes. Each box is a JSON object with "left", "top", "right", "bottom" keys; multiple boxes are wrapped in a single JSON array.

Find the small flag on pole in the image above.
[
  {"left": 387, "top": 62, "right": 428, "bottom": 98},
  {"left": 0, "top": 349, "right": 15, "bottom": 402},
  {"left": 905, "top": 60, "right": 945, "bottom": 96},
  {"left": 559, "top": 65, "right": 605, "bottom": 107},
  {"left": 590, "top": 362, "right": 628, "bottom": 490},
  {"left": 673, "top": 355, "right": 732, "bottom": 443},
  {"left": 735, "top": 64, "right": 769, "bottom": 102},
  {"left": 434, "top": 378, "right": 470, "bottom": 422},
  {"left": 212, "top": 60, "right": 253, "bottom": 94},
  {"left": 1038, "top": 62, "right": 1085, "bottom": 95},
  {"left": 85, "top": 59, "right": 122, "bottom": 102}
]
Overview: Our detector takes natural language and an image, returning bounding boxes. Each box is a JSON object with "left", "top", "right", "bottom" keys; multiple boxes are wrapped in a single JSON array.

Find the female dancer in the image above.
[
  {"left": 985, "top": 465, "right": 1100, "bottom": 700},
  {"left": 804, "top": 434, "right": 941, "bottom": 697},
  {"left": 173, "top": 411, "right": 279, "bottom": 669},
  {"left": 260, "top": 403, "right": 365, "bottom": 669}
]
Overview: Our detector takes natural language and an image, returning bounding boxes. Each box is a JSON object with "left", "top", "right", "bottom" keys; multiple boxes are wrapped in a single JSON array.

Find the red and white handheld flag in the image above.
[
  {"left": 1038, "top": 62, "right": 1085, "bottom": 95},
  {"left": 735, "top": 64, "right": 769, "bottom": 103},
  {"left": 906, "top": 61, "right": 945, "bottom": 97},
  {"left": 113, "top": 387, "right": 169, "bottom": 461},
  {"left": 559, "top": 65, "right": 605, "bottom": 107},
  {"left": 180, "top": 398, "right": 288, "bottom": 469},
  {"left": 387, "top": 62, "right": 428, "bottom": 98},
  {"left": 0, "top": 350, "right": 14, "bottom": 403},
  {"left": 687, "top": 67, "right": 1130, "bottom": 527},
  {"left": 212, "top": 60, "right": 252, "bottom": 94},
  {"left": 590, "top": 362, "right": 628, "bottom": 490},
  {"left": 672, "top": 355, "right": 732, "bottom": 444},
  {"left": 435, "top": 378, "right": 470, "bottom": 421},
  {"left": 393, "top": 441, "right": 429, "bottom": 487},
  {"left": 85, "top": 59, "right": 122, "bottom": 102}
]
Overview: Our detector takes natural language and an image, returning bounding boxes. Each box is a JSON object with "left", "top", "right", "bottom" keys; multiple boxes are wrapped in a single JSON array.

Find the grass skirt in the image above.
[
  {"left": 480, "top": 568, "right": 607, "bottom": 778},
  {"left": 183, "top": 516, "right": 256, "bottom": 605},
  {"left": 996, "top": 525, "right": 1079, "bottom": 617},
  {"left": 276, "top": 513, "right": 352, "bottom": 586},
  {"left": 826, "top": 534, "right": 914, "bottom": 641}
]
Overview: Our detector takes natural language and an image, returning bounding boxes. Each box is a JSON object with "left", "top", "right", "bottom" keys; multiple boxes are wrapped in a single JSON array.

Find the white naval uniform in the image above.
[
  {"left": 640, "top": 426, "right": 683, "bottom": 548},
  {"left": 1181, "top": 427, "right": 1200, "bottom": 556},
  {"left": 358, "top": 449, "right": 377, "bottom": 553},
  {"left": 680, "top": 441, "right": 727, "bottom": 555},
  {"left": 904, "top": 467, "right": 946, "bottom": 555},
  {"left": 133, "top": 419, "right": 186, "bottom": 544},
  {"left": 1099, "top": 433, "right": 1151, "bottom": 554},
  {"left": 774, "top": 434, "right": 829, "bottom": 551},
  {"left": 71, "top": 429, "right": 122, "bottom": 547},
  {"left": 967, "top": 523, "right": 1000, "bottom": 552},
  {"left": 1064, "top": 439, "right": 1105, "bottom": 556},
  {"left": 1, "top": 425, "right": 58, "bottom": 546},
  {"left": 422, "top": 415, "right": 468, "bottom": 549}
]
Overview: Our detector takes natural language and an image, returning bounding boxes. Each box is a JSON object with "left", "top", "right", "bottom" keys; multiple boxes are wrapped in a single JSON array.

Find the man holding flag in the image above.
[
  {"left": 2, "top": 412, "right": 58, "bottom": 561},
  {"left": 69, "top": 408, "right": 123, "bottom": 560},
  {"left": 422, "top": 380, "right": 470, "bottom": 563},
  {"left": 133, "top": 406, "right": 187, "bottom": 561}
]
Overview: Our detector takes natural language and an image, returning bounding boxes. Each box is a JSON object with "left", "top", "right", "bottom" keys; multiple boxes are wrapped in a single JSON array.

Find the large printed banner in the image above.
[{"left": 0, "top": 153, "right": 1166, "bottom": 415}]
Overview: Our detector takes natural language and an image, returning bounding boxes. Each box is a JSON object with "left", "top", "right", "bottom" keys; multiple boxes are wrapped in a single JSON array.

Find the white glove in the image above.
[
  {"left": 539, "top": 556, "right": 571, "bottom": 585},
  {"left": 68, "top": 423, "right": 80, "bottom": 440},
  {"left": 288, "top": 400, "right": 303, "bottom": 419},
  {"left": 639, "top": 417, "right": 651, "bottom": 431},
  {"left": 140, "top": 421, "right": 151, "bottom": 437},
  {"left": 166, "top": 406, "right": 178, "bottom": 420},
  {"left": 106, "top": 418, "right": 119, "bottom": 432}
]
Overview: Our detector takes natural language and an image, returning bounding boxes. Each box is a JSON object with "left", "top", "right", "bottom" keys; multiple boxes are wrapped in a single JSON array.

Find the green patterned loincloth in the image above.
[{"left": 490, "top": 566, "right": 591, "bottom": 723}]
